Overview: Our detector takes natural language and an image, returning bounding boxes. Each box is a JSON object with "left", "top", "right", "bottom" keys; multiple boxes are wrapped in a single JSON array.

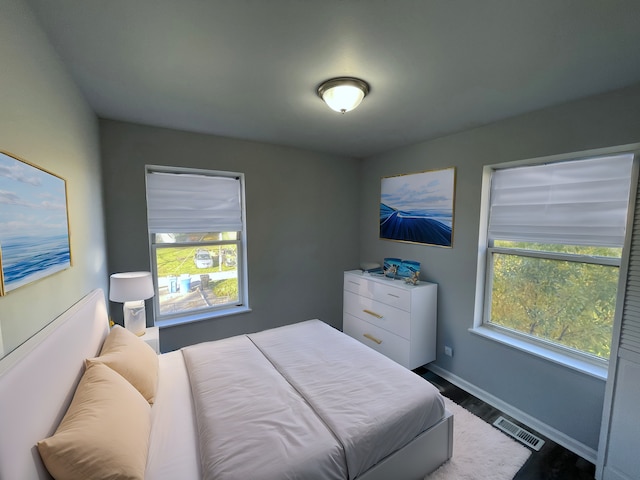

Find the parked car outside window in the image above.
[{"left": 194, "top": 249, "right": 213, "bottom": 268}]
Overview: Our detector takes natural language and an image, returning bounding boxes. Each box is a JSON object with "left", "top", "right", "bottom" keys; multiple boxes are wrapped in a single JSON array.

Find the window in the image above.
[
  {"left": 476, "top": 151, "right": 635, "bottom": 369},
  {"left": 145, "top": 166, "right": 249, "bottom": 326}
]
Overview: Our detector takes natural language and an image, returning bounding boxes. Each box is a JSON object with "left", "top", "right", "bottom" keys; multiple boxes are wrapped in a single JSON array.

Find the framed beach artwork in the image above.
[
  {"left": 380, "top": 167, "right": 456, "bottom": 247},
  {"left": 0, "top": 151, "right": 71, "bottom": 295}
]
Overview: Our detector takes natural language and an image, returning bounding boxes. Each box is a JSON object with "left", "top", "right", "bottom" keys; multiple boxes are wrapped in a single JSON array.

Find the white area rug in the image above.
[{"left": 426, "top": 397, "right": 532, "bottom": 480}]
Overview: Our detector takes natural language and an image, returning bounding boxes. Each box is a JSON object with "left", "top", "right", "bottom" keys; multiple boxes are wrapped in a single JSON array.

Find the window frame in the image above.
[
  {"left": 145, "top": 165, "right": 250, "bottom": 328},
  {"left": 472, "top": 145, "right": 639, "bottom": 379}
]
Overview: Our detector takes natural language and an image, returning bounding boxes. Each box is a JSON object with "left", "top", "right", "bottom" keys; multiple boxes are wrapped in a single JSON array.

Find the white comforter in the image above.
[{"left": 182, "top": 320, "right": 445, "bottom": 480}]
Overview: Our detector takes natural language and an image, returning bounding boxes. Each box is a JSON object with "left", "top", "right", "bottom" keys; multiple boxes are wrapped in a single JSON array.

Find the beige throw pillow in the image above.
[
  {"left": 37, "top": 362, "right": 151, "bottom": 480},
  {"left": 87, "top": 325, "right": 159, "bottom": 403}
]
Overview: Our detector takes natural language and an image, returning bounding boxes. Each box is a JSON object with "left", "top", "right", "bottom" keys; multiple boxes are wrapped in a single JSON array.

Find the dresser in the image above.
[{"left": 342, "top": 270, "right": 437, "bottom": 369}]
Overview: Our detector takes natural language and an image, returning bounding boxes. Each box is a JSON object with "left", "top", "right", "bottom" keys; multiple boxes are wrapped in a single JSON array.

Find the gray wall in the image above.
[
  {"left": 0, "top": 0, "right": 108, "bottom": 357},
  {"left": 359, "top": 83, "right": 640, "bottom": 455},
  {"left": 99, "top": 119, "right": 360, "bottom": 352}
]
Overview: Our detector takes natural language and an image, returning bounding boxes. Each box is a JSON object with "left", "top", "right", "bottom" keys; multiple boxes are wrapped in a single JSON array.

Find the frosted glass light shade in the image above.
[
  {"left": 317, "top": 77, "right": 369, "bottom": 113},
  {"left": 321, "top": 85, "right": 364, "bottom": 112}
]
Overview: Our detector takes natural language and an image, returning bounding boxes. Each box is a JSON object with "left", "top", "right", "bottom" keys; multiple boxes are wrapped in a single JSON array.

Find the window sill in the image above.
[
  {"left": 155, "top": 306, "right": 252, "bottom": 329},
  {"left": 469, "top": 325, "right": 608, "bottom": 381}
]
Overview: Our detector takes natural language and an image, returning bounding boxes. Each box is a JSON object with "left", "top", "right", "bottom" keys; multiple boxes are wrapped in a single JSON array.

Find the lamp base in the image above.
[{"left": 123, "top": 301, "right": 146, "bottom": 336}]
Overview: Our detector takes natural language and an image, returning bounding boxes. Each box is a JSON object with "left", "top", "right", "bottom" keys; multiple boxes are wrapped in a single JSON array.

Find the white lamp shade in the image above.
[{"left": 109, "top": 272, "right": 155, "bottom": 302}]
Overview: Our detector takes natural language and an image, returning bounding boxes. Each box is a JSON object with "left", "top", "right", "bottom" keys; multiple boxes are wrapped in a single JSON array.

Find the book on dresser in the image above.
[{"left": 342, "top": 270, "right": 437, "bottom": 370}]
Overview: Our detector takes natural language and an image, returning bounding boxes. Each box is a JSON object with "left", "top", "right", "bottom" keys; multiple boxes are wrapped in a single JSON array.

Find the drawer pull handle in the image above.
[
  {"left": 387, "top": 293, "right": 400, "bottom": 298},
  {"left": 363, "top": 333, "right": 382, "bottom": 345},
  {"left": 348, "top": 280, "right": 361, "bottom": 286},
  {"left": 363, "top": 309, "right": 383, "bottom": 319}
]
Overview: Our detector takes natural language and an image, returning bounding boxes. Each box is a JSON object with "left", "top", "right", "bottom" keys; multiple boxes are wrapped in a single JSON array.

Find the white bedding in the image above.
[
  {"left": 182, "top": 320, "right": 445, "bottom": 480},
  {"left": 183, "top": 332, "right": 348, "bottom": 480},
  {"left": 248, "top": 320, "right": 446, "bottom": 479},
  {"left": 145, "top": 350, "right": 201, "bottom": 480}
]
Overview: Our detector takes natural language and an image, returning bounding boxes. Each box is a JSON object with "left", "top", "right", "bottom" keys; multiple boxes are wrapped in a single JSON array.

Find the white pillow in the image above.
[
  {"left": 86, "top": 325, "right": 159, "bottom": 403},
  {"left": 37, "top": 362, "right": 151, "bottom": 480}
]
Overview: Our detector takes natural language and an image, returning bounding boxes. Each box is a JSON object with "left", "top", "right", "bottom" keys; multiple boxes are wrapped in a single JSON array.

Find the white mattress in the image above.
[{"left": 145, "top": 350, "right": 201, "bottom": 480}]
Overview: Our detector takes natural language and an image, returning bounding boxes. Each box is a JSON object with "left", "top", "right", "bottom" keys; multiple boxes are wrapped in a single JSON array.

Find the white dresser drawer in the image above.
[
  {"left": 343, "top": 290, "right": 410, "bottom": 339},
  {"left": 343, "top": 314, "right": 410, "bottom": 368},
  {"left": 344, "top": 274, "right": 410, "bottom": 311},
  {"left": 343, "top": 270, "right": 437, "bottom": 370}
]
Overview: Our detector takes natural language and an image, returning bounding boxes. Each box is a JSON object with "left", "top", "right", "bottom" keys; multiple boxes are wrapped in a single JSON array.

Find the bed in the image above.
[{"left": 0, "top": 289, "right": 453, "bottom": 480}]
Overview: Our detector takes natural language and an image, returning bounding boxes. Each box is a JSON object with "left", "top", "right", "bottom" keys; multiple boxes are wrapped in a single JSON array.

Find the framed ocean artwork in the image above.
[
  {"left": 0, "top": 151, "right": 71, "bottom": 295},
  {"left": 380, "top": 167, "right": 456, "bottom": 247}
]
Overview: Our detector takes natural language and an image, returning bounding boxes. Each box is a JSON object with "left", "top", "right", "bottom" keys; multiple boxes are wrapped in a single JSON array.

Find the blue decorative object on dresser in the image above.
[{"left": 383, "top": 258, "right": 402, "bottom": 278}]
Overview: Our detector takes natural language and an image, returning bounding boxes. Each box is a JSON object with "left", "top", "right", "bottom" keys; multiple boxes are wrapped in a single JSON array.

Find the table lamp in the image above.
[{"left": 109, "top": 271, "right": 155, "bottom": 336}]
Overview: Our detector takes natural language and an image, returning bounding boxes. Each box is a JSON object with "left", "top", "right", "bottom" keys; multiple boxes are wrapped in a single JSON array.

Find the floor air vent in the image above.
[{"left": 493, "top": 416, "right": 545, "bottom": 451}]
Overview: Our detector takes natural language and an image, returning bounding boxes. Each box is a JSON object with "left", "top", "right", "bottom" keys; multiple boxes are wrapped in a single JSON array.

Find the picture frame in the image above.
[
  {"left": 0, "top": 151, "right": 71, "bottom": 295},
  {"left": 380, "top": 167, "right": 456, "bottom": 247}
]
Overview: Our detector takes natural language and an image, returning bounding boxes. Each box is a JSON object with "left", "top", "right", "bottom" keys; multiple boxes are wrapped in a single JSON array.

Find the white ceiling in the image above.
[{"left": 25, "top": 0, "right": 640, "bottom": 159}]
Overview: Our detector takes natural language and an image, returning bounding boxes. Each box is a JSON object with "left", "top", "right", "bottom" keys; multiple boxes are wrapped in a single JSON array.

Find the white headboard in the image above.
[{"left": 0, "top": 289, "right": 110, "bottom": 479}]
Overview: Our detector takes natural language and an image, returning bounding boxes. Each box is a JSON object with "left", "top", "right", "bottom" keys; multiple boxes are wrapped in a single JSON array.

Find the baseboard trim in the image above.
[{"left": 427, "top": 364, "right": 598, "bottom": 464}]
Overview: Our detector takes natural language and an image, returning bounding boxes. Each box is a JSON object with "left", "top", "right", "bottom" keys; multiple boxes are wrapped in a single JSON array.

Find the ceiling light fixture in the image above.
[{"left": 317, "top": 77, "right": 370, "bottom": 114}]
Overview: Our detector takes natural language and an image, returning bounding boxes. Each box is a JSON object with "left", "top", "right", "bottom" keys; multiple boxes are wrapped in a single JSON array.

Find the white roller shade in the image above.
[
  {"left": 488, "top": 154, "right": 634, "bottom": 247},
  {"left": 146, "top": 171, "right": 242, "bottom": 233}
]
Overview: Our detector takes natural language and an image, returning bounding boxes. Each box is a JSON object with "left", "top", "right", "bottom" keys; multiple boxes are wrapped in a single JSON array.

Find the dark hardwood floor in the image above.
[{"left": 416, "top": 368, "right": 596, "bottom": 480}]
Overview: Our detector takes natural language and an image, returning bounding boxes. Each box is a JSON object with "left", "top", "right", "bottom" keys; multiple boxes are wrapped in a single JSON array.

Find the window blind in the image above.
[
  {"left": 488, "top": 154, "right": 634, "bottom": 248},
  {"left": 146, "top": 171, "right": 242, "bottom": 233}
]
